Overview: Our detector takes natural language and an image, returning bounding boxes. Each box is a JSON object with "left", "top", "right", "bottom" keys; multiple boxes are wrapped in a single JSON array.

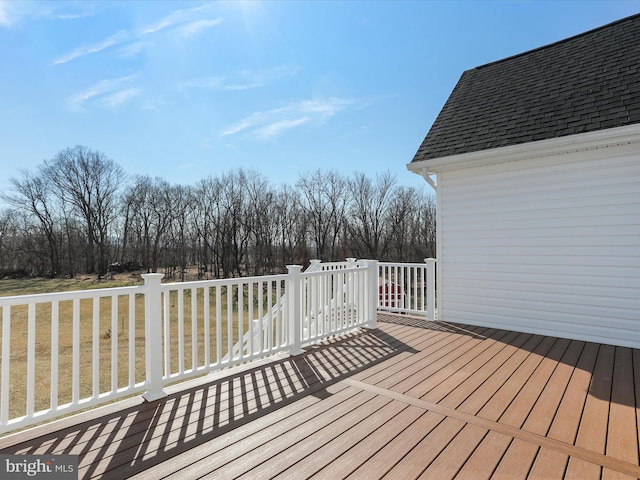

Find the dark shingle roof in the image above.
[{"left": 412, "top": 14, "right": 640, "bottom": 163}]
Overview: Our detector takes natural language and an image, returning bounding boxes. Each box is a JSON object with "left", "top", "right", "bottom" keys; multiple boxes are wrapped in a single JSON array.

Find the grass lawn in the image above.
[{"left": 0, "top": 274, "right": 143, "bottom": 297}]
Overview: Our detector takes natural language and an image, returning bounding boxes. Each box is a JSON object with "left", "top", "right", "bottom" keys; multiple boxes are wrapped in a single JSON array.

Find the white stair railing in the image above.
[
  {"left": 223, "top": 258, "right": 359, "bottom": 364},
  {"left": 220, "top": 288, "right": 287, "bottom": 365}
]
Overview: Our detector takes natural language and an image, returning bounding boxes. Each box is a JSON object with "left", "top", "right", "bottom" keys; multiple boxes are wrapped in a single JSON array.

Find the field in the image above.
[
  {"left": 0, "top": 274, "right": 144, "bottom": 297},
  {"left": 0, "top": 274, "right": 280, "bottom": 426}
]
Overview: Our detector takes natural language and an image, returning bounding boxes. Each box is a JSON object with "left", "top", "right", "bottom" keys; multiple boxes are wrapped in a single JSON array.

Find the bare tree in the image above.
[
  {"left": 0, "top": 151, "right": 437, "bottom": 278},
  {"left": 0, "top": 209, "right": 30, "bottom": 276},
  {"left": 192, "top": 176, "right": 222, "bottom": 278},
  {"left": 346, "top": 171, "right": 397, "bottom": 259},
  {"left": 166, "top": 185, "right": 194, "bottom": 282},
  {"left": 385, "top": 186, "right": 436, "bottom": 261},
  {"left": 417, "top": 191, "right": 437, "bottom": 258},
  {"left": 42, "top": 146, "right": 125, "bottom": 275},
  {"left": 296, "top": 170, "right": 348, "bottom": 261},
  {"left": 0, "top": 210, "right": 8, "bottom": 272},
  {"left": 273, "top": 185, "right": 309, "bottom": 266},
  {"left": 243, "top": 170, "right": 277, "bottom": 275},
  {"left": 123, "top": 176, "right": 173, "bottom": 272},
  {"left": 3, "top": 169, "right": 62, "bottom": 276},
  {"left": 217, "top": 170, "right": 252, "bottom": 276}
]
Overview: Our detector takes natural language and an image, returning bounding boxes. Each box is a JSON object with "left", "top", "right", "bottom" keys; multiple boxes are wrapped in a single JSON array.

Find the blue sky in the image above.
[{"left": 1, "top": 1, "right": 639, "bottom": 196}]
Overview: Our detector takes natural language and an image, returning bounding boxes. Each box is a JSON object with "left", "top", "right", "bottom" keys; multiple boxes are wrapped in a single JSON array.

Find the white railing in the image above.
[
  {"left": 0, "top": 259, "right": 434, "bottom": 434},
  {"left": 378, "top": 259, "right": 436, "bottom": 320},
  {"left": 305, "top": 258, "right": 437, "bottom": 321},
  {"left": 219, "top": 260, "right": 376, "bottom": 366},
  {"left": 0, "top": 261, "right": 379, "bottom": 434},
  {"left": 219, "top": 283, "right": 288, "bottom": 366},
  {"left": 157, "top": 273, "right": 289, "bottom": 387},
  {"left": 0, "top": 284, "right": 148, "bottom": 433},
  {"left": 298, "top": 260, "right": 377, "bottom": 347},
  {"left": 306, "top": 258, "right": 358, "bottom": 272}
]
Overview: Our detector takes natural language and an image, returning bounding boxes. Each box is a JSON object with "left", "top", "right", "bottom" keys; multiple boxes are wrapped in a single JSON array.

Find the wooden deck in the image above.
[{"left": 2, "top": 313, "right": 640, "bottom": 479}]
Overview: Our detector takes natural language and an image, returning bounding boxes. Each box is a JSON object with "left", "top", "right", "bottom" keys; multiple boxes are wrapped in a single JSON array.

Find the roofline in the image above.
[
  {"left": 407, "top": 123, "right": 640, "bottom": 175},
  {"left": 474, "top": 13, "right": 640, "bottom": 72}
]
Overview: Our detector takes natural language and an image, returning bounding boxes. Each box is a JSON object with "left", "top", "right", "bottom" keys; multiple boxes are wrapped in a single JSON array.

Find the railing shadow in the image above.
[
  {"left": 0, "top": 326, "right": 418, "bottom": 479},
  {"left": 377, "top": 312, "right": 487, "bottom": 338}
]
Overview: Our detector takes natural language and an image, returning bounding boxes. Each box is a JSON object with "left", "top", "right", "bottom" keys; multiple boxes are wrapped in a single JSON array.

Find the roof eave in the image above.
[{"left": 407, "top": 123, "right": 640, "bottom": 175}]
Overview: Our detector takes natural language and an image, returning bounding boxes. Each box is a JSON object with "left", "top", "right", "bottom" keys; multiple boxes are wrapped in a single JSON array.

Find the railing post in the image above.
[
  {"left": 142, "top": 273, "right": 167, "bottom": 402},
  {"left": 359, "top": 260, "right": 378, "bottom": 329},
  {"left": 307, "top": 259, "right": 321, "bottom": 272},
  {"left": 425, "top": 258, "right": 436, "bottom": 321},
  {"left": 345, "top": 258, "right": 356, "bottom": 303},
  {"left": 286, "top": 265, "right": 303, "bottom": 355}
]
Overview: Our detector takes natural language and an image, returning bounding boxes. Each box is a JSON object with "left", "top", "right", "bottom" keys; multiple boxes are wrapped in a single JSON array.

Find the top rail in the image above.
[
  {"left": 159, "top": 274, "right": 289, "bottom": 290},
  {"left": 0, "top": 285, "right": 145, "bottom": 305}
]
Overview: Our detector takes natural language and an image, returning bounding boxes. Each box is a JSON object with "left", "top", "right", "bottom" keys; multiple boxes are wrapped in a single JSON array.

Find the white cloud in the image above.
[
  {"left": 0, "top": 2, "right": 96, "bottom": 28},
  {"left": 0, "top": 1, "right": 14, "bottom": 27},
  {"left": 53, "top": 5, "right": 219, "bottom": 65},
  {"left": 298, "top": 98, "right": 356, "bottom": 116},
  {"left": 66, "top": 74, "right": 139, "bottom": 109},
  {"left": 221, "top": 97, "right": 361, "bottom": 140},
  {"left": 99, "top": 88, "right": 141, "bottom": 109},
  {"left": 142, "top": 96, "right": 169, "bottom": 112},
  {"left": 221, "top": 111, "right": 266, "bottom": 137},
  {"left": 181, "top": 66, "right": 299, "bottom": 92},
  {"left": 54, "top": 4, "right": 98, "bottom": 21},
  {"left": 52, "top": 30, "right": 129, "bottom": 65},
  {"left": 175, "top": 18, "right": 222, "bottom": 37},
  {"left": 56, "top": 12, "right": 94, "bottom": 20},
  {"left": 254, "top": 117, "right": 311, "bottom": 140},
  {"left": 139, "top": 5, "right": 209, "bottom": 35},
  {"left": 114, "top": 41, "right": 150, "bottom": 59}
]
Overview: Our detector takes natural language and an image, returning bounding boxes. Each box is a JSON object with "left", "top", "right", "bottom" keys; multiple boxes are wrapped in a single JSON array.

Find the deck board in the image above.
[
  {"left": 419, "top": 329, "right": 522, "bottom": 404},
  {"left": 131, "top": 383, "right": 356, "bottom": 480},
  {"left": 491, "top": 339, "right": 584, "bottom": 477},
  {"left": 606, "top": 348, "right": 638, "bottom": 469},
  {"left": 308, "top": 404, "right": 425, "bottom": 479},
  {"left": 403, "top": 328, "right": 512, "bottom": 399},
  {"left": 566, "top": 344, "right": 615, "bottom": 479},
  {"left": 382, "top": 416, "right": 468, "bottom": 479},
  {"left": 211, "top": 390, "right": 383, "bottom": 479},
  {"left": 358, "top": 327, "right": 488, "bottom": 391},
  {"left": 452, "top": 333, "right": 545, "bottom": 415},
  {"left": 1, "top": 313, "right": 640, "bottom": 479},
  {"left": 418, "top": 423, "right": 488, "bottom": 479},
  {"left": 269, "top": 400, "right": 410, "bottom": 479},
  {"left": 454, "top": 431, "right": 513, "bottom": 479},
  {"left": 527, "top": 341, "right": 599, "bottom": 478}
]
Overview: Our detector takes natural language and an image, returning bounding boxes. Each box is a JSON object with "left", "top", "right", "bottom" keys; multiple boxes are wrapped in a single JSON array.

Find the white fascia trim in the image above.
[{"left": 407, "top": 123, "right": 640, "bottom": 174}]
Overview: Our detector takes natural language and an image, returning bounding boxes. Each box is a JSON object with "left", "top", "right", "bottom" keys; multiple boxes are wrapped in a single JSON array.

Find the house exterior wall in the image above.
[{"left": 436, "top": 143, "right": 640, "bottom": 348}]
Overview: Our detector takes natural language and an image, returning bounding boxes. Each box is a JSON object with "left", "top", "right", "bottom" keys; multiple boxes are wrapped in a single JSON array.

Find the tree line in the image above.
[{"left": 0, "top": 145, "right": 435, "bottom": 280}]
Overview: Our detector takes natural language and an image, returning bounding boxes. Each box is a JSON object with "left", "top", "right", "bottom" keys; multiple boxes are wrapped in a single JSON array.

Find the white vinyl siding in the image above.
[{"left": 438, "top": 149, "right": 640, "bottom": 348}]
